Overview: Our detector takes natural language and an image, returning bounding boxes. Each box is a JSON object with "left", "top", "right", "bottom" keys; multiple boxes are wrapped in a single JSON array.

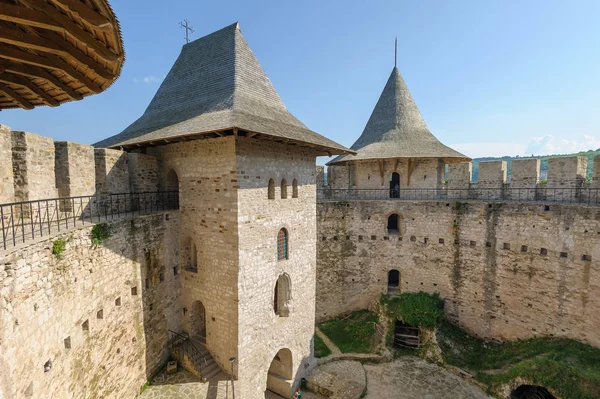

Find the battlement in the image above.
[
  {"left": 323, "top": 156, "right": 599, "bottom": 190},
  {"left": 0, "top": 125, "right": 160, "bottom": 205}
]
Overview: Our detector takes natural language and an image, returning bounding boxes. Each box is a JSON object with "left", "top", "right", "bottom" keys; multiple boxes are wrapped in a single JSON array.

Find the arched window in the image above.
[
  {"left": 274, "top": 274, "right": 291, "bottom": 317},
  {"left": 388, "top": 270, "right": 400, "bottom": 294},
  {"left": 387, "top": 214, "right": 399, "bottom": 234},
  {"left": 281, "top": 179, "right": 287, "bottom": 199},
  {"left": 166, "top": 169, "right": 179, "bottom": 191},
  {"left": 292, "top": 179, "right": 298, "bottom": 198},
  {"left": 277, "top": 228, "right": 288, "bottom": 260},
  {"left": 390, "top": 172, "right": 400, "bottom": 198},
  {"left": 183, "top": 237, "right": 198, "bottom": 272},
  {"left": 268, "top": 179, "right": 275, "bottom": 200}
]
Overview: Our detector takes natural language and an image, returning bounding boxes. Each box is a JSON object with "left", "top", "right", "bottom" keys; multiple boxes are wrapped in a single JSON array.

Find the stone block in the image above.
[
  {"left": 511, "top": 158, "right": 539, "bottom": 188},
  {"left": 547, "top": 156, "right": 587, "bottom": 189},
  {"left": 55, "top": 142, "right": 96, "bottom": 197},
  {"left": 477, "top": 161, "right": 506, "bottom": 188},
  {"left": 447, "top": 162, "right": 472, "bottom": 190},
  {"left": 10, "top": 130, "right": 57, "bottom": 202},
  {"left": 0, "top": 125, "right": 14, "bottom": 204}
]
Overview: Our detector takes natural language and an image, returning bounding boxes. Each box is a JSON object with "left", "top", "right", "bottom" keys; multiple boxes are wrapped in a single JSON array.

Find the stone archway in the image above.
[
  {"left": 265, "top": 348, "right": 293, "bottom": 398},
  {"left": 190, "top": 300, "right": 206, "bottom": 339}
]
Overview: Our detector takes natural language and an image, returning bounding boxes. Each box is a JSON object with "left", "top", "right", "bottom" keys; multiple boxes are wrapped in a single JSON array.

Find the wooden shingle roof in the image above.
[
  {"left": 95, "top": 22, "right": 351, "bottom": 156},
  {"left": 329, "top": 67, "right": 469, "bottom": 164}
]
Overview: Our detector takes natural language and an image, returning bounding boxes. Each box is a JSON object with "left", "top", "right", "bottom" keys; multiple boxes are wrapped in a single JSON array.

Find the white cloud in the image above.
[
  {"left": 133, "top": 75, "right": 158, "bottom": 84},
  {"left": 525, "top": 134, "right": 600, "bottom": 156},
  {"left": 451, "top": 134, "right": 600, "bottom": 159}
]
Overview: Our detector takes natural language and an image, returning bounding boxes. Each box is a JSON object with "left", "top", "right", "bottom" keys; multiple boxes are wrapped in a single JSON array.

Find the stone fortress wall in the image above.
[
  {"left": 0, "top": 125, "right": 181, "bottom": 398},
  {"left": 1, "top": 125, "right": 319, "bottom": 398},
  {"left": 317, "top": 157, "right": 600, "bottom": 347}
]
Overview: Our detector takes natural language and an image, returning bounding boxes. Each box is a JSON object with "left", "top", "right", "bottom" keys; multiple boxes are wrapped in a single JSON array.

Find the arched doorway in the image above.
[
  {"left": 388, "top": 270, "right": 400, "bottom": 294},
  {"left": 190, "top": 301, "right": 206, "bottom": 340},
  {"left": 390, "top": 172, "right": 400, "bottom": 198},
  {"left": 265, "top": 348, "right": 293, "bottom": 398},
  {"left": 387, "top": 214, "right": 399, "bottom": 234},
  {"left": 510, "top": 385, "right": 556, "bottom": 399}
]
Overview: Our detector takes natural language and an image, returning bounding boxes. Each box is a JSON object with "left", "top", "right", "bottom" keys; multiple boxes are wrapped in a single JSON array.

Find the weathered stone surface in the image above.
[
  {"left": 0, "top": 125, "right": 14, "bottom": 204},
  {"left": 317, "top": 200, "right": 600, "bottom": 347},
  {"left": 11, "top": 130, "right": 57, "bottom": 202},
  {"left": 54, "top": 141, "right": 96, "bottom": 198},
  {"left": 363, "top": 357, "right": 490, "bottom": 399},
  {"left": 0, "top": 212, "right": 180, "bottom": 399}
]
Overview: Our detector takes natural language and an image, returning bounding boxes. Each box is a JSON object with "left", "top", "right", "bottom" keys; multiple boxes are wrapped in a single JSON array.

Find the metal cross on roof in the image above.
[{"left": 179, "top": 18, "right": 195, "bottom": 44}]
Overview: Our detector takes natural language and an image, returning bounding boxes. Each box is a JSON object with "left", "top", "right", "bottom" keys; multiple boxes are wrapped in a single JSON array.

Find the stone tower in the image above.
[
  {"left": 326, "top": 66, "right": 469, "bottom": 192},
  {"left": 96, "top": 22, "right": 350, "bottom": 398}
]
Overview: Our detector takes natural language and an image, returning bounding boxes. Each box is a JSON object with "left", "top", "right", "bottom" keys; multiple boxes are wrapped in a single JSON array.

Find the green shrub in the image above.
[
  {"left": 91, "top": 223, "right": 112, "bottom": 246},
  {"left": 52, "top": 239, "right": 66, "bottom": 258},
  {"left": 318, "top": 310, "right": 379, "bottom": 353},
  {"left": 382, "top": 291, "right": 444, "bottom": 328},
  {"left": 437, "top": 319, "right": 600, "bottom": 399}
]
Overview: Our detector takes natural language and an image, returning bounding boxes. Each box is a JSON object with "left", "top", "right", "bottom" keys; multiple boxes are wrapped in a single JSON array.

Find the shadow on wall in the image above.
[{"left": 0, "top": 130, "right": 184, "bottom": 398}]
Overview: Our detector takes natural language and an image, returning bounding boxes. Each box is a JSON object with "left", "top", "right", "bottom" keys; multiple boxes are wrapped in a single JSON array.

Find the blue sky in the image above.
[{"left": 1, "top": 0, "right": 599, "bottom": 160}]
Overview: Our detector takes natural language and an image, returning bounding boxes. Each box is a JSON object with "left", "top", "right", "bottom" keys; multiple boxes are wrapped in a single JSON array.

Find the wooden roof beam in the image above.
[
  {"left": 50, "top": 0, "right": 113, "bottom": 29},
  {"left": 0, "top": 44, "right": 103, "bottom": 92},
  {"left": 1, "top": 60, "right": 83, "bottom": 100},
  {"left": 0, "top": 3, "right": 62, "bottom": 30},
  {"left": 16, "top": 0, "right": 120, "bottom": 62},
  {"left": 0, "top": 82, "right": 34, "bottom": 109},
  {"left": 0, "top": 72, "right": 59, "bottom": 106},
  {"left": 0, "top": 26, "right": 113, "bottom": 80}
]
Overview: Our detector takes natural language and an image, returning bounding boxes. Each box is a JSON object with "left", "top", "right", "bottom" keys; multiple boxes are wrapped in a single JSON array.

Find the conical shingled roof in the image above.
[
  {"left": 94, "top": 23, "right": 350, "bottom": 155},
  {"left": 328, "top": 67, "right": 469, "bottom": 164}
]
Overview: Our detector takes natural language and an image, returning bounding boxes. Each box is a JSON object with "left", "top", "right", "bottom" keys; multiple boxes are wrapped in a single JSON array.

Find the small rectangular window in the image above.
[
  {"left": 521, "top": 245, "right": 528, "bottom": 253},
  {"left": 410, "top": 236, "right": 416, "bottom": 242},
  {"left": 97, "top": 309, "right": 103, "bottom": 320},
  {"left": 582, "top": 254, "right": 592, "bottom": 262},
  {"left": 439, "top": 238, "right": 445, "bottom": 244},
  {"left": 115, "top": 297, "right": 121, "bottom": 306},
  {"left": 560, "top": 252, "right": 568, "bottom": 258},
  {"left": 540, "top": 248, "right": 548, "bottom": 256},
  {"left": 470, "top": 241, "right": 476, "bottom": 247},
  {"left": 131, "top": 286, "right": 137, "bottom": 296},
  {"left": 82, "top": 320, "right": 89, "bottom": 332},
  {"left": 503, "top": 243, "right": 510, "bottom": 250},
  {"left": 64, "top": 337, "right": 71, "bottom": 349},
  {"left": 424, "top": 237, "right": 429, "bottom": 244}
]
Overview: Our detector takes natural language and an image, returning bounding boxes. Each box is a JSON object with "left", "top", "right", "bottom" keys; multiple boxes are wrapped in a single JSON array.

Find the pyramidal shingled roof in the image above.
[
  {"left": 94, "top": 22, "right": 351, "bottom": 154},
  {"left": 329, "top": 67, "right": 469, "bottom": 164}
]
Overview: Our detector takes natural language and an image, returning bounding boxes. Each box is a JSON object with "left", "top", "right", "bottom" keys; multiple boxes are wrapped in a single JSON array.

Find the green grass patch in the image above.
[
  {"left": 437, "top": 319, "right": 600, "bottom": 399},
  {"left": 381, "top": 291, "right": 444, "bottom": 328},
  {"left": 91, "top": 223, "right": 112, "bottom": 246},
  {"left": 52, "top": 239, "right": 66, "bottom": 258},
  {"left": 313, "top": 333, "right": 332, "bottom": 358},
  {"left": 318, "top": 310, "right": 379, "bottom": 353}
]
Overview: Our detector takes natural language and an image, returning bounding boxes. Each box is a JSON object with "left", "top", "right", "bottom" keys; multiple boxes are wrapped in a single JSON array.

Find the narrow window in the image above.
[
  {"left": 44, "top": 360, "right": 52, "bottom": 373},
  {"left": 97, "top": 309, "right": 103, "bottom": 320},
  {"left": 82, "top": 320, "right": 89, "bottom": 332},
  {"left": 277, "top": 228, "right": 288, "bottom": 260},
  {"left": 540, "top": 248, "right": 548, "bottom": 256},
  {"left": 281, "top": 179, "right": 288, "bottom": 199},
  {"left": 274, "top": 274, "right": 292, "bottom": 317},
  {"left": 115, "top": 297, "right": 121, "bottom": 306},
  {"left": 387, "top": 214, "right": 399, "bottom": 234},
  {"left": 389, "top": 172, "right": 400, "bottom": 198},
  {"left": 64, "top": 337, "right": 71, "bottom": 349},
  {"left": 268, "top": 179, "right": 275, "bottom": 200},
  {"left": 292, "top": 178, "right": 298, "bottom": 198},
  {"left": 521, "top": 245, "right": 528, "bottom": 253},
  {"left": 388, "top": 270, "right": 400, "bottom": 294},
  {"left": 439, "top": 238, "right": 445, "bottom": 244},
  {"left": 131, "top": 286, "right": 137, "bottom": 296},
  {"left": 582, "top": 254, "right": 592, "bottom": 262},
  {"left": 503, "top": 243, "right": 510, "bottom": 250}
]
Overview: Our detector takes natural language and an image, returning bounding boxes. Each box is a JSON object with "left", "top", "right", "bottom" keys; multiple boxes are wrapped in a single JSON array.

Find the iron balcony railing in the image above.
[
  {"left": 318, "top": 187, "right": 600, "bottom": 205},
  {"left": 1, "top": 191, "right": 179, "bottom": 250}
]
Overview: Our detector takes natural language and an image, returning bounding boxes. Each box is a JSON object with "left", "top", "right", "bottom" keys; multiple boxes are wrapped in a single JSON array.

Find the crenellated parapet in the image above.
[
  {"left": 320, "top": 155, "right": 600, "bottom": 204},
  {"left": 0, "top": 126, "right": 161, "bottom": 206}
]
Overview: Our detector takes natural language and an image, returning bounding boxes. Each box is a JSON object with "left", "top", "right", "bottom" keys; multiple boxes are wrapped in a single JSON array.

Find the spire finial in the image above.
[{"left": 394, "top": 37, "right": 397, "bottom": 68}]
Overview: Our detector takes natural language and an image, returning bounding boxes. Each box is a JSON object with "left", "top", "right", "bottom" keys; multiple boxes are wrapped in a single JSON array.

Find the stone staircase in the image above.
[{"left": 168, "top": 330, "right": 223, "bottom": 382}]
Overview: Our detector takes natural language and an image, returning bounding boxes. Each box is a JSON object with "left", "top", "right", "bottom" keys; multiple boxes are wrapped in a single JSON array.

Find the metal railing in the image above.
[
  {"left": 1, "top": 191, "right": 179, "bottom": 250},
  {"left": 168, "top": 330, "right": 209, "bottom": 379},
  {"left": 318, "top": 187, "right": 600, "bottom": 205}
]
